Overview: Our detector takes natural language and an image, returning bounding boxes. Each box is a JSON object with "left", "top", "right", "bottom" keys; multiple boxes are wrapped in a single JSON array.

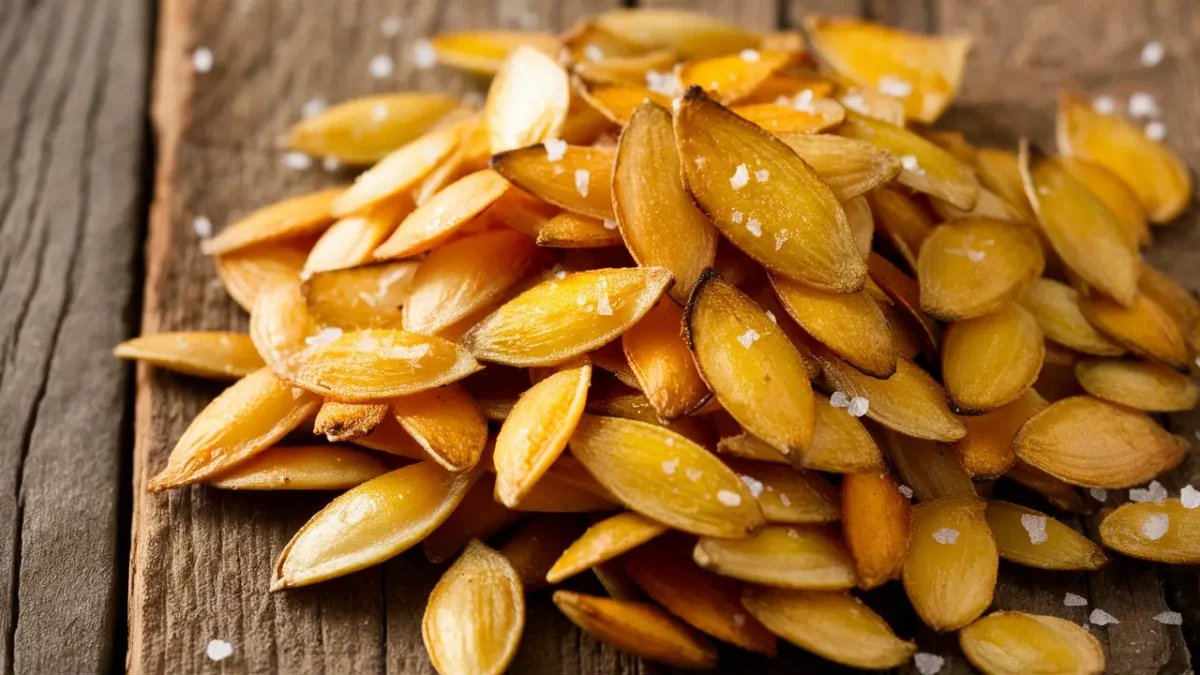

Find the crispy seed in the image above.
[
  {"left": 573, "top": 49, "right": 680, "bottom": 86},
  {"left": 678, "top": 50, "right": 795, "bottom": 104},
  {"left": 917, "top": 218, "right": 1045, "bottom": 322},
  {"left": 731, "top": 99, "right": 845, "bottom": 134},
  {"left": 486, "top": 46, "right": 570, "bottom": 154},
  {"left": 583, "top": 393, "right": 717, "bottom": 447},
  {"left": 794, "top": 393, "right": 887, "bottom": 473},
  {"left": 372, "top": 169, "right": 511, "bottom": 260},
  {"left": 552, "top": 590, "right": 719, "bottom": 669},
  {"left": 513, "top": 465, "right": 619, "bottom": 513},
  {"left": 207, "top": 445, "right": 388, "bottom": 491},
  {"left": 303, "top": 261, "right": 417, "bottom": 331},
  {"left": 587, "top": 342, "right": 638, "bottom": 388},
  {"left": 1057, "top": 92, "right": 1191, "bottom": 223},
  {"left": 574, "top": 79, "right": 672, "bottom": 125},
  {"left": 842, "top": 472, "right": 911, "bottom": 589},
  {"left": 491, "top": 144, "right": 615, "bottom": 220},
  {"left": 953, "top": 389, "right": 1047, "bottom": 479},
  {"left": 546, "top": 511, "right": 668, "bottom": 584},
  {"left": 622, "top": 300, "right": 711, "bottom": 420},
  {"left": 837, "top": 85, "right": 907, "bottom": 125},
  {"left": 1075, "top": 358, "right": 1197, "bottom": 412},
  {"left": 313, "top": 401, "right": 388, "bottom": 442},
  {"left": 903, "top": 495, "right": 998, "bottom": 631},
  {"left": 272, "top": 461, "right": 477, "bottom": 589},
  {"left": 974, "top": 148, "right": 1037, "bottom": 223},
  {"left": 960, "top": 611, "right": 1105, "bottom": 675},
  {"left": 843, "top": 195, "right": 874, "bottom": 261},
  {"left": 498, "top": 515, "right": 586, "bottom": 592},
  {"left": 331, "top": 122, "right": 462, "bottom": 217},
  {"left": 884, "top": 430, "right": 976, "bottom": 502},
  {"left": 675, "top": 90, "right": 866, "bottom": 292},
  {"left": 423, "top": 540, "right": 524, "bottom": 675},
  {"left": 114, "top": 332, "right": 263, "bottom": 380},
  {"left": 739, "top": 75, "right": 834, "bottom": 105},
  {"left": 776, "top": 134, "right": 900, "bottom": 202},
  {"left": 463, "top": 267, "right": 671, "bottom": 367},
  {"left": 1080, "top": 292, "right": 1190, "bottom": 371},
  {"left": 288, "top": 328, "right": 482, "bottom": 402},
  {"left": 614, "top": 102, "right": 719, "bottom": 304},
  {"left": 985, "top": 500, "right": 1107, "bottom": 570},
  {"left": 623, "top": 538, "right": 778, "bottom": 655},
  {"left": 430, "top": 31, "right": 560, "bottom": 76},
  {"left": 1006, "top": 461, "right": 1090, "bottom": 514},
  {"left": 1017, "top": 278, "right": 1125, "bottom": 356},
  {"left": 866, "top": 185, "right": 935, "bottom": 270},
  {"left": 923, "top": 129, "right": 979, "bottom": 165},
  {"left": 715, "top": 433, "right": 789, "bottom": 465},
  {"left": 771, "top": 274, "right": 895, "bottom": 378},
  {"left": 1061, "top": 157, "right": 1151, "bottom": 248},
  {"left": 742, "top": 587, "right": 916, "bottom": 669},
  {"left": 200, "top": 189, "right": 342, "bottom": 256},
  {"left": 694, "top": 524, "right": 857, "bottom": 590},
  {"left": 594, "top": 8, "right": 759, "bottom": 59},
  {"left": 351, "top": 415, "right": 432, "bottom": 461},
  {"left": 942, "top": 304, "right": 1045, "bottom": 414},
  {"left": 287, "top": 93, "right": 459, "bottom": 164},
  {"left": 1013, "top": 395, "right": 1187, "bottom": 488},
  {"left": 392, "top": 384, "right": 487, "bottom": 472},
  {"left": 724, "top": 459, "right": 841, "bottom": 524},
  {"left": 495, "top": 363, "right": 590, "bottom": 506},
  {"left": 216, "top": 241, "right": 309, "bottom": 312},
  {"left": 423, "top": 474, "right": 522, "bottom": 563},
  {"left": 1139, "top": 263, "right": 1200, "bottom": 352},
  {"left": 569, "top": 414, "right": 765, "bottom": 537},
  {"left": 303, "top": 197, "right": 413, "bottom": 275},
  {"left": 1099, "top": 499, "right": 1200, "bottom": 564},
  {"left": 534, "top": 213, "right": 622, "bottom": 248},
  {"left": 1019, "top": 141, "right": 1139, "bottom": 306},
  {"left": 685, "top": 270, "right": 816, "bottom": 454}
]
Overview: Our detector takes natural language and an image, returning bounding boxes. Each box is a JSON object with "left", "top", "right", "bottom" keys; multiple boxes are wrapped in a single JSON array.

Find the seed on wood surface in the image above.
[
  {"left": 430, "top": 31, "right": 560, "bottom": 76},
  {"left": 287, "top": 93, "right": 460, "bottom": 165},
  {"left": 552, "top": 590, "right": 719, "bottom": 669},
  {"left": 903, "top": 495, "right": 998, "bottom": 631},
  {"left": 114, "top": 332, "right": 264, "bottom": 380},
  {"left": 215, "top": 241, "right": 310, "bottom": 312},
  {"left": 1079, "top": 291, "right": 1190, "bottom": 372},
  {"left": 1099, "top": 499, "right": 1200, "bottom": 564},
  {"left": 693, "top": 524, "right": 858, "bottom": 590},
  {"left": 941, "top": 304, "right": 1045, "bottom": 414},
  {"left": 841, "top": 471, "right": 912, "bottom": 589},
  {"left": 960, "top": 611, "right": 1105, "bottom": 675},
  {"left": 200, "top": 188, "right": 342, "bottom": 256},
  {"left": 1074, "top": 358, "right": 1198, "bottom": 412},
  {"left": 984, "top": 500, "right": 1107, "bottom": 570},
  {"left": 573, "top": 49, "right": 680, "bottom": 87},
  {"left": 207, "top": 445, "right": 390, "bottom": 491}
]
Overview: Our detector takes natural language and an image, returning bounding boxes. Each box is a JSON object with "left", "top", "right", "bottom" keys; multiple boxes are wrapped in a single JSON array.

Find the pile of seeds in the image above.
[{"left": 118, "top": 9, "right": 1197, "bottom": 674}]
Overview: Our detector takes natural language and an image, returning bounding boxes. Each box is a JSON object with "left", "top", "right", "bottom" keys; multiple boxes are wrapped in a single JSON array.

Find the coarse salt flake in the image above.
[
  {"left": 913, "top": 652, "right": 944, "bottom": 675},
  {"left": 739, "top": 49, "right": 761, "bottom": 62},
  {"left": 380, "top": 16, "right": 402, "bottom": 38},
  {"left": 1064, "top": 592, "right": 1088, "bottom": 607},
  {"left": 305, "top": 326, "right": 344, "bottom": 347},
  {"left": 1142, "top": 513, "right": 1170, "bottom": 540},
  {"left": 765, "top": 310, "right": 777, "bottom": 324},
  {"left": 737, "top": 328, "right": 760, "bottom": 348},
  {"left": 192, "top": 216, "right": 213, "bottom": 239},
  {"left": 368, "top": 54, "right": 394, "bottom": 79},
  {"left": 301, "top": 97, "right": 327, "bottom": 118},
  {"left": 646, "top": 70, "right": 681, "bottom": 98},
  {"left": 603, "top": 219, "right": 618, "bottom": 231},
  {"left": 829, "top": 391, "right": 850, "bottom": 408},
  {"left": 544, "top": 138, "right": 567, "bottom": 162},
  {"left": 1141, "top": 41, "right": 1165, "bottom": 67},
  {"left": 900, "top": 154, "right": 925, "bottom": 175},
  {"left": 878, "top": 75, "right": 913, "bottom": 98},
  {"left": 596, "top": 295, "right": 613, "bottom": 316},
  {"left": 1089, "top": 609, "right": 1119, "bottom": 626},
  {"left": 746, "top": 218, "right": 762, "bottom": 237},
  {"left": 716, "top": 489, "right": 742, "bottom": 507},
  {"left": 841, "top": 92, "right": 868, "bottom": 114},
  {"left": 774, "top": 229, "right": 789, "bottom": 251},
  {"left": 665, "top": 438, "right": 675, "bottom": 446},
  {"left": 413, "top": 40, "right": 437, "bottom": 69},
  {"left": 1154, "top": 611, "right": 1183, "bottom": 626},
  {"left": 754, "top": 169, "right": 769, "bottom": 182},
  {"left": 967, "top": 249, "right": 986, "bottom": 262},
  {"left": 790, "top": 89, "right": 816, "bottom": 113},
  {"left": 740, "top": 475, "right": 765, "bottom": 498},
  {"left": 192, "top": 47, "right": 214, "bottom": 73},
  {"left": 1128, "top": 92, "right": 1161, "bottom": 118},
  {"left": 1180, "top": 485, "right": 1200, "bottom": 509},
  {"left": 662, "top": 459, "right": 679, "bottom": 475},
  {"left": 932, "top": 527, "right": 959, "bottom": 544},
  {"left": 574, "top": 169, "right": 590, "bottom": 198},
  {"left": 1130, "top": 480, "right": 1168, "bottom": 503},
  {"left": 730, "top": 164, "right": 750, "bottom": 190},
  {"left": 731, "top": 210, "right": 743, "bottom": 224},
  {"left": 1021, "top": 514, "right": 1048, "bottom": 545},
  {"left": 1092, "top": 95, "right": 1117, "bottom": 114},
  {"left": 846, "top": 396, "right": 869, "bottom": 417},
  {"left": 686, "top": 468, "right": 704, "bottom": 482},
  {"left": 282, "top": 152, "right": 312, "bottom": 170},
  {"left": 1089, "top": 488, "right": 1108, "bottom": 502},
  {"left": 584, "top": 44, "right": 605, "bottom": 62},
  {"left": 898, "top": 485, "right": 914, "bottom": 499},
  {"left": 206, "top": 639, "right": 234, "bottom": 662},
  {"left": 1145, "top": 121, "right": 1167, "bottom": 141}
]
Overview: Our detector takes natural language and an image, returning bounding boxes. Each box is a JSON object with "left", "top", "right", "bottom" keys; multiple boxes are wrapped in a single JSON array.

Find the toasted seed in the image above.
[
  {"left": 1017, "top": 278, "right": 1125, "bottom": 356},
  {"left": 1061, "top": 157, "right": 1150, "bottom": 248},
  {"left": 403, "top": 231, "right": 537, "bottom": 335},
  {"left": 463, "top": 267, "right": 671, "bottom": 367},
  {"left": 842, "top": 472, "right": 911, "bottom": 589},
  {"left": 1057, "top": 92, "right": 1191, "bottom": 223},
  {"left": 303, "top": 198, "right": 412, "bottom": 275},
  {"left": 799, "top": 394, "right": 888, "bottom": 473},
  {"left": 584, "top": 393, "right": 716, "bottom": 447},
  {"left": 486, "top": 46, "right": 570, "bottom": 154},
  {"left": 288, "top": 93, "right": 459, "bottom": 165},
  {"left": 741, "top": 587, "right": 916, "bottom": 669},
  {"left": 331, "top": 122, "right": 461, "bottom": 217},
  {"left": 392, "top": 384, "right": 487, "bottom": 472},
  {"left": 272, "top": 461, "right": 477, "bottom": 589},
  {"left": 586, "top": 342, "right": 639, "bottom": 389},
  {"left": 148, "top": 369, "right": 320, "bottom": 490},
  {"left": 731, "top": 100, "right": 845, "bottom": 134},
  {"left": 931, "top": 184, "right": 1027, "bottom": 225},
  {"left": 973, "top": 148, "right": 1036, "bottom": 221},
  {"left": 534, "top": 213, "right": 621, "bottom": 248},
  {"left": 595, "top": 8, "right": 759, "bottom": 59},
  {"left": 739, "top": 74, "right": 835, "bottom": 104},
  {"left": 865, "top": 187, "right": 932, "bottom": 271},
  {"left": 903, "top": 495, "right": 998, "bottom": 631},
  {"left": 961, "top": 611, "right": 1104, "bottom": 675},
  {"left": 624, "top": 539, "right": 778, "bottom": 655},
  {"left": 776, "top": 134, "right": 901, "bottom": 202},
  {"left": 817, "top": 351, "right": 966, "bottom": 442},
  {"left": 495, "top": 363, "right": 591, "bottom": 506},
  {"left": 1043, "top": 340, "right": 1080, "bottom": 367},
  {"left": 839, "top": 111, "right": 977, "bottom": 209},
  {"left": 569, "top": 414, "right": 765, "bottom": 537},
  {"left": 805, "top": 16, "right": 969, "bottom": 124},
  {"left": 694, "top": 525, "right": 857, "bottom": 590},
  {"left": 954, "top": 389, "right": 1047, "bottom": 479},
  {"left": 678, "top": 50, "right": 795, "bottom": 104},
  {"left": 499, "top": 515, "right": 586, "bottom": 591},
  {"left": 1080, "top": 292, "right": 1190, "bottom": 372},
  {"left": 1099, "top": 499, "right": 1200, "bottom": 564},
  {"left": 216, "top": 241, "right": 309, "bottom": 312},
  {"left": 303, "top": 261, "right": 417, "bottom": 330},
  {"left": 352, "top": 415, "right": 432, "bottom": 461},
  {"left": 372, "top": 169, "right": 511, "bottom": 260},
  {"left": 877, "top": 300, "right": 923, "bottom": 360},
  {"left": 942, "top": 304, "right": 1045, "bottom": 414},
  {"left": 984, "top": 500, "right": 1106, "bottom": 570},
  {"left": 884, "top": 430, "right": 976, "bottom": 502},
  {"left": 592, "top": 562, "right": 645, "bottom": 602},
  {"left": 868, "top": 254, "right": 940, "bottom": 355},
  {"left": 430, "top": 31, "right": 560, "bottom": 76},
  {"left": 574, "top": 50, "right": 680, "bottom": 87},
  {"left": 614, "top": 102, "right": 719, "bottom": 304},
  {"left": 675, "top": 90, "right": 866, "bottom": 292},
  {"left": 1075, "top": 358, "right": 1198, "bottom": 412},
  {"left": 924, "top": 130, "right": 979, "bottom": 165},
  {"left": 314, "top": 401, "right": 388, "bottom": 442},
  {"left": 1140, "top": 263, "right": 1200, "bottom": 352},
  {"left": 574, "top": 80, "right": 671, "bottom": 126},
  {"left": 114, "top": 332, "right": 263, "bottom": 380},
  {"left": 1005, "top": 461, "right": 1090, "bottom": 514},
  {"left": 563, "top": 20, "right": 654, "bottom": 62},
  {"left": 724, "top": 459, "right": 841, "bottom": 524},
  {"left": 552, "top": 590, "right": 719, "bottom": 669},
  {"left": 491, "top": 144, "right": 615, "bottom": 221},
  {"left": 200, "top": 189, "right": 342, "bottom": 256},
  {"left": 836, "top": 84, "right": 907, "bottom": 125},
  {"left": 511, "top": 467, "right": 619, "bottom": 513},
  {"left": 685, "top": 270, "right": 816, "bottom": 454},
  {"left": 1013, "top": 395, "right": 1187, "bottom": 488},
  {"left": 289, "top": 329, "right": 482, "bottom": 402},
  {"left": 423, "top": 540, "right": 524, "bottom": 675},
  {"left": 208, "top": 445, "right": 389, "bottom": 490},
  {"left": 546, "top": 511, "right": 668, "bottom": 584},
  {"left": 1019, "top": 141, "right": 1139, "bottom": 306},
  {"left": 423, "top": 474, "right": 522, "bottom": 563},
  {"left": 772, "top": 274, "right": 895, "bottom": 378},
  {"left": 917, "top": 218, "right": 1044, "bottom": 322},
  {"left": 622, "top": 300, "right": 711, "bottom": 420}
]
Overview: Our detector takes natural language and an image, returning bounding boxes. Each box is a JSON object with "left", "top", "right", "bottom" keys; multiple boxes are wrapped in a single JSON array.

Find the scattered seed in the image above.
[
  {"left": 846, "top": 396, "right": 869, "bottom": 418},
  {"left": 574, "top": 169, "right": 591, "bottom": 198},
  {"left": 829, "top": 391, "right": 850, "bottom": 408},
  {"left": 1020, "top": 514, "right": 1049, "bottom": 545},
  {"left": 1142, "top": 513, "right": 1170, "bottom": 541},
  {"left": 913, "top": 652, "right": 944, "bottom": 675},
  {"left": 206, "top": 639, "right": 234, "bottom": 662},
  {"left": 368, "top": 54, "right": 395, "bottom": 78},
  {"left": 739, "top": 49, "right": 761, "bottom": 63},
  {"left": 1140, "top": 41, "right": 1164, "bottom": 67},
  {"left": 730, "top": 164, "right": 750, "bottom": 190},
  {"left": 192, "top": 47, "right": 213, "bottom": 73},
  {"left": 1153, "top": 611, "right": 1183, "bottom": 626},
  {"left": 1089, "top": 488, "right": 1108, "bottom": 502},
  {"left": 736, "top": 328, "right": 760, "bottom": 348},
  {"left": 192, "top": 215, "right": 213, "bottom": 239},
  {"left": 932, "top": 527, "right": 959, "bottom": 545},
  {"left": 1064, "top": 592, "right": 1088, "bottom": 607},
  {"left": 1180, "top": 485, "right": 1200, "bottom": 509},
  {"left": 412, "top": 40, "right": 437, "bottom": 69},
  {"left": 544, "top": 139, "right": 567, "bottom": 162},
  {"left": 716, "top": 489, "right": 742, "bottom": 507},
  {"left": 1089, "top": 609, "right": 1119, "bottom": 626}
]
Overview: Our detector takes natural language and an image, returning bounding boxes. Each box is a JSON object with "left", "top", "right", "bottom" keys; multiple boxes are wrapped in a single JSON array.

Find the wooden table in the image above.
[{"left": 0, "top": 0, "right": 1197, "bottom": 672}]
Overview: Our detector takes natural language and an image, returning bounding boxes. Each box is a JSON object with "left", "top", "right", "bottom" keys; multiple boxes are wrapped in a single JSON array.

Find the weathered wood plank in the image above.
[{"left": 0, "top": 0, "right": 149, "bottom": 672}]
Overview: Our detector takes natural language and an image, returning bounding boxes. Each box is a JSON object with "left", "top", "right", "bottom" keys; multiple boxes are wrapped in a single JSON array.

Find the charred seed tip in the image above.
[{"left": 682, "top": 85, "right": 708, "bottom": 102}]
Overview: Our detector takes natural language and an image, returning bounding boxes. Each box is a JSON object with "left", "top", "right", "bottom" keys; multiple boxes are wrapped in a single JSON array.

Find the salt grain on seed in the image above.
[
  {"left": 1146, "top": 121, "right": 1167, "bottom": 141},
  {"left": 1128, "top": 92, "right": 1161, "bottom": 118},
  {"left": 282, "top": 152, "right": 312, "bottom": 170},
  {"left": 1154, "top": 611, "right": 1183, "bottom": 626},
  {"left": 1021, "top": 514, "right": 1049, "bottom": 545},
  {"left": 662, "top": 459, "right": 679, "bottom": 475},
  {"left": 740, "top": 475, "right": 765, "bottom": 498},
  {"left": 603, "top": 219, "right": 618, "bottom": 230},
  {"left": 1064, "top": 592, "right": 1088, "bottom": 607},
  {"left": 1142, "top": 513, "right": 1170, "bottom": 541},
  {"left": 716, "top": 489, "right": 742, "bottom": 507},
  {"left": 665, "top": 438, "right": 675, "bottom": 446},
  {"left": 192, "top": 216, "right": 213, "bottom": 239},
  {"left": 694, "top": 156, "right": 707, "bottom": 169},
  {"left": 730, "top": 164, "right": 750, "bottom": 190},
  {"left": 966, "top": 249, "right": 986, "bottom": 262},
  {"left": 732, "top": 613, "right": 747, "bottom": 628},
  {"left": 739, "top": 49, "right": 761, "bottom": 63},
  {"left": 900, "top": 154, "right": 925, "bottom": 175},
  {"left": 765, "top": 310, "right": 777, "bottom": 324},
  {"left": 413, "top": 40, "right": 437, "bottom": 69},
  {"left": 686, "top": 468, "right": 704, "bottom": 482},
  {"left": 746, "top": 218, "right": 762, "bottom": 237},
  {"left": 301, "top": 97, "right": 327, "bottom": 118},
  {"left": 1092, "top": 95, "right": 1117, "bottom": 114},
  {"left": 206, "top": 639, "right": 234, "bottom": 662},
  {"left": 830, "top": 391, "right": 850, "bottom": 408},
  {"left": 368, "top": 54, "right": 394, "bottom": 79},
  {"left": 878, "top": 75, "right": 913, "bottom": 98},
  {"left": 544, "top": 138, "right": 567, "bottom": 162},
  {"left": 1130, "top": 480, "right": 1168, "bottom": 503},
  {"left": 932, "top": 527, "right": 959, "bottom": 545},
  {"left": 754, "top": 169, "right": 769, "bottom": 182},
  {"left": 913, "top": 652, "right": 944, "bottom": 675},
  {"left": 898, "top": 485, "right": 914, "bottom": 499},
  {"left": 774, "top": 229, "right": 789, "bottom": 251},
  {"left": 779, "top": 493, "right": 791, "bottom": 506},
  {"left": 737, "top": 328, "right": 760, "bottom": 348},
  {"left": 841, "top": 92, "right": 868, "bottom": 114},
  {"left": 596, "top": 295, "right": 613, "bottom": 316},
  {"left": 1089, "top": 487, "right": 1108, "bottom": 502},
  {"left": 1181, "top": 485, "right": 1200, "bottom": 509},
  {"left": 574, "top": 169, "right": 590, "bottom": 198},
  {"left": 731, "top": 210, "right": 744, "bottom": 224},
  {"left": 847, "top": 396, "right": 869, "bottom": 417},
  {"left": 192, "top": 47, "right": 214, "bottom": 73},
  {"left": 584, "top": 44, "right": 605, "bottom": 62},
  {"left": 305, "top": 326, "right": 344, "bottom": 347},
  {"left": 1090, "top": 609, "right": 1119, "bottom": 626},
  {"left": 380, "top": 16, "right": 402, "bottom": 37},
  {"left": 646, "top": 70, "right": 681, "bottom": 97},
  {"left": 790, "top": 89, "right": 816, "bottom": 113},
  {"left": 1141, "top": 41, "right": 1165, "bottom": 67}
]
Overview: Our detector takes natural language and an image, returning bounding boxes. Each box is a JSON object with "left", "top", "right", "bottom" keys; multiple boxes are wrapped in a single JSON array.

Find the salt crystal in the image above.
[
  {"left": 1089, "top": 487, "right": 1108, "bottom": 502},
  {"left": 1089, "top": 609, "right": 1119, "bottom": 626},
  {"left": 740, "top": 475, "right": 765, "bottom": 498},
  {"left": 716, "top": 489, "right": 742, "bottom": 507},
  {"left": 665, "top": 438, "right": 675, "bottom": 446},
  {"left": 774, "top": 229, "right": 789, "bottom": 251},
  {"left": 323, "top": 156, "right": 342, "bottom": 172},
  {"left": 603, "top": 219, "right": 618, "bottom": 231},
  {"left": 206, "top": 639, "right": 234, "bottom": 662},
  {"left": 694, "top": 156, "right": 707, "bottom": 169},
  {"left": 1141, "top": 41, "right": 1165, "bottom": 67},
  {"left": 898, "top": 484, "right": 914, "bottom": 499},
  {"left": 646, "top": 70, "right": 681, "bottom": 97},
  {"left": 282, "top": 152, "right": 312, "bottom": 170},
  {"left": 737, "top": 328, "right": 760, "bottom": 349},
  {"left": 779, "top": 493, "right": 791, "bottom": 506},
  {"left": 731, "top": 210, "right": 744, "bottom": 224},
  {"left": 596, "top": 295, "right": 613, "bottom": 316},
  {"left": 371, "top": 102, "right": 389, "bottom": 122},
  {"left": 1145, "top": 121, "right": 1167, "bottom": 141},
  {"left": 662, "top": 459, "right": 679, "bottom": 475},
  {"left": 1092, "top": 95, "right": 1116, "bottom": 114},
  {"left": 745, "top": 218, "right": 762, "bottom": 237},
  {"left": 1154, "top": 611, "right": 1183, "bottom": 626},
  {"left": 413, "top": 40, "right": 437, "bottom": 69},
  {"left": 754, "top": 169, "right": 769, "bottom": 182},
  {"left": 1128, "top": 92, "right": 1161, "bottom": 118},
  {"left": 732, "top": 613, "right": 747, "bottom": 628},
  {"left": 574, "top": 169, "right": 591, "bottom": 198},
  {"left": 829, "top": 391, "right": 850, "bottom": 408},
  {"left": 878, "top": 75, "right": 913, "bottom": 98},
  {"left": 900, "top": 154, "right": 925, "bottom": 175},
  {"left": 192, "top": 47, "right": 214, "bottom": 73},
  {"left": 841, "top": 92, "right": 868, "bottom": 115},
  {"left": 847, "top": 396, "right": 869, "bottom": 417},
  {"left": 1064, "top": 592, "right": 1088, "bottom": 607},
  {"left": 368, "top": 54, "right": 395, "bottom": 79},
  {"left": 1142, "top": 513, "right": 1170, "bottom": 541},
  {"left": 1130, "top": 480, "right": 1168, "bottom": 503},
  {"left": 739, "top": 49, "right": 761, "bottom": 63},
  {"left": 192, "top": 216, "right": 213, "bottom": 239},
  {"left": 765, "top": 310, "right": 777, "bottom": 324},
  {"left": 1180, "top": 485, "right": 1200, "bottom": 509},
  {"left": 913, "top": 652, "right": 944, "bottom": 675},
  {"left": 966, "top": 249, "right": 986, "bottom": 262},
  {"left": 301, "top": 97, "right": 327, "bottom": 118},
  {"left": 584, "top": 45, "right": 605, "bottom": 62},
  {"left": 380, "top": 16, "right": 402, "bottom": 38},
  {"left": 1021, "top": 514, "right": 1049, "bottom": 545},
  {"left": 932, "top": 527, "right": 959, "bottom": 545},
  {"left": 730, "top": 164, "right": 750, "bottom": 190},
  {"left": 686, "top": 468, "right": 704, "bottom": 482},
  {"left": 305, "top": 327, "right": 344, "bottom": 347},
  {"left": 790, "top": 89, "right": 816, "bottom": 113},
  {"left": 544, "top": 139, "right": 567, "bottom": 162}
]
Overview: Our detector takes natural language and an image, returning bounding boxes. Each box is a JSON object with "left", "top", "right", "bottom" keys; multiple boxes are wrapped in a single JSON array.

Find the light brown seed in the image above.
[
  {"left": 731, "top": 100, "right": 845, "bottom": 134},
  {"left": 867, "top": 253, "right": 941, "bottom": 357},
  {"left": 961, "top": 611, "right": 1105, "bottom": 675},
  {"left": 797, "top": 394, "right": 888, "bottom": 473},
  {"left": 552, "top": 590, "right": 719, "bottom": 669},
  {"left": 903, "top": 495, "right": 998, "bottom": 631},
  {"left": 250, "top": 280, "right": 322, "bottom": 378},
  {"left": 288, "top": 93, "right": 460, "bottom": 165},
  {"left": 1099, "top": 499, "right": 1200, "bottom": 564},
  {"left": 678, "top": 50, "right": 796, "bottom": 104},
  {"left": 430, "top": 31, "right": 561, "bottom": 76},
  {"left": 535, "top": 213, "right": 623, "bottom": 248},
  {"left": 331, "top": 122, "right": 462, "bottom": 217},
  {"left": 216, "top": 241, "right": 309, "bottom": 313},
  {"left": 1080, "top": 291, "right": 1190, "bottom": 372},
  {"left": 953, "top": 389, "right": 1047, "bottom": 479},
  {"left": 207, "top": 445, "right": 389, "bottom": 491},
  {"left": 1061, "top": 157, "right": 1151, "bottom": 248},
  {"left": 373, "top": 169, "right": 512, "bottom": 260},
  {"left": 303, "top": 261, "right": 417, "bottom": 331},
  {"left": 490, "top": 144, "right": 616, "bottom": 221},
  {"left": 498, "top": 515, "right": 586, "bottom": 592},
  {"left": 313, "top": 401, "right": 388, "bottom": 442},
  {"left": 866, "top": 185, "right": 934, "bottom": 270},
  {"left": 392, "top": 384, "right": 487, "bottom": 473},
  {"left": 771, "top": 274, "right": 895, "bottom": 378},
  {"left": 486, "top": 46, "right": 570, "bottom": 154},
  {"left": 942, "top": 303, "right": 1045, "bottom": 414},
  {"left": 984, "top": 500, "right": 1106, "bottom": 570},
  {"left": 693, "top": 525, "right": 858, "bottom": 590},
  {"left": 583, "top": 393, "right": 717, "bottom": 448},
  {"left": 201, "top": 189, "right": 342, "bottom": 256},
  {"left": 1017, "top": 278, "right": 1125, "bottom": 356},
  {"left": 546, "top": 511, "right": 668, "bottom": 584},
  {"left": 114, "top": 332, "right": 264, "bottom": 380},
  {"left": 884, "top": 430, "right": 976, "bottom": 502},
  {"left": 841, "top": 471, "right": 911, "bottom": 589},
  {"left": 303, "top": 197, "right": 412, "bottom": 275},
  {"left": 621, "top": 300, "right": 711, "bottom": 420},
  {"left": 1074, "top": 358, "right": 1198, "bottom": 412},
  {"left": 776, "top": 134, "right": 901, "bottom": 202},
  {"left": 594, "top": 8, "right": 759, "bottom": 59},
  {"left": 1140, "top": 263, "right": 1200, "bottom": 353}
]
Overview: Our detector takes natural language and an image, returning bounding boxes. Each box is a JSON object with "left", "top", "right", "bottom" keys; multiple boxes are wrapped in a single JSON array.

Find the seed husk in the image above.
[
  {"left": 953, "top": 389, "right": 1047, "bottom": 479},
  {"left": 884, "top": 430, "right": 976, "bottom": 502},
  {"left": 723, "top": 459, "right": 841, "bottom": 524},
  {"left": 288, "top": 93, "right": 460, "bottom": 165},
  {"left": 303, "top": 197, "right": 413, "bottom": 275},
  {"left": 1074, "top": 358, "right": 1198, "bottom": 412},
  {"left": 1080, "top": 291, "right": 1190, "bottom": 372},
  {"left": 430, "top": 31, "right": 560, "bottom": 75},
  {"left": 841, "top": 471, "right": 912, "bottom": 589},
  {"left": 903, "top": 495, "right": 998, "bottom": 631},
  {"left": 594, "top": 8, "right": 759, "bottom": 59},
  {"left": 1099, "top": 499, "right": 1200, "bottom": 564},
  {"left": 114, "top": 332, "right": 264, "bottom": 380},
  {"left": 331, "top": 122, "right": 462, "bottom": 217},
  {"left": 1017, "top": 278, "right": 1125, "bottom": 356},
  {"left": 942, "top": 303, "right": 1045, "bottom": 414},
  {"left": 960, "top": 610, "right": 1105, "bottom": 675},
  {"left": 984, "top": 500, "right": 1107, "bottom": 570},
  {"left": 216, "top": 241, "right": 309, "bottom": 312},
  {"left": 546, "top": 511, "right": 668, "bottom": 584},
  {"left": 313, "top": 401, "right": 388, "bottom": 442},
  {"left": 207, "top": 445, "right": 389, "bottom": 491},
  {"left": 392, "top": 384, "right": 487, "bottom": 473},
  {"left": 621, "top": 300, "right": 711, "bottom": 420},
  {"left": 776, "top": 134, "right": 901, "bottom": 202},
  {"left": 694, "top": 524, "right": 858, "bottom": 590},
  {"left": 771, "top": 274, "right": 896, "bottom": 379},
  {"left": 250, "top": 280, "right": 322, "bottom": 379},
  {"left": 490, "top": 143, "right": 616, "bottom": 221},
  {"left": 552, "top": 590, "right": 719, "bottom": 669}
]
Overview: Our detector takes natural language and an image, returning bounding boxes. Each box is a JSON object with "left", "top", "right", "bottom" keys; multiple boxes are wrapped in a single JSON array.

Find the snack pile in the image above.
[{"left": 117, "top": 9, "right": 1197, "bottom": 674}]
